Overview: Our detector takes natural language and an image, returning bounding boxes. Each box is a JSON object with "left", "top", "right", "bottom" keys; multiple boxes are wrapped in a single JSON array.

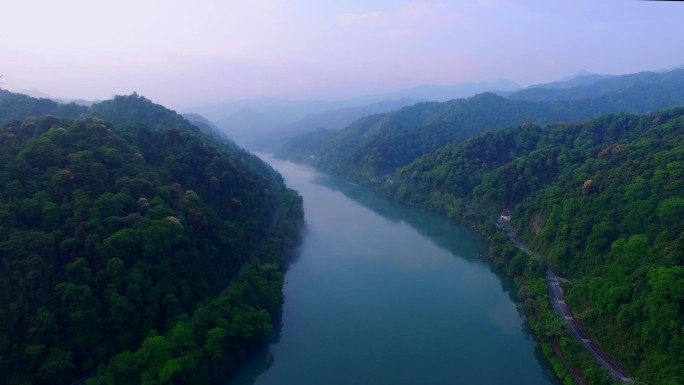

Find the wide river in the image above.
[{"left": 224, "top": 155, "right": 561, "bottom": 385}]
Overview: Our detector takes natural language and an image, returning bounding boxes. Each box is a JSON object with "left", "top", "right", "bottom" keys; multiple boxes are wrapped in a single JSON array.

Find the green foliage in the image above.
[
  {"left": 0, "top": 94, "right": 304, "bottom": 385},
  {"left": 380, "top": 107, "right": 684, "bottom": 384},
  {"left": 0, "top": 92, "right": 86, "bottom": 126},
  {"left": 277, "top": 72, "right": 684, "bottom": 183},
  {"left": 278, "top": 93, "right": 569, "bottom": 179},
  {"left": 510, "top": 68, "right": 684, "bottom": 109}
]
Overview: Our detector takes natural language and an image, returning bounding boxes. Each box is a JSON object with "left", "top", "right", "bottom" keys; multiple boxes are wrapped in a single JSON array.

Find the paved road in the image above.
[
  {"left": 546, "top": 268, "right": 633, "bottom": 383},
  {"left": 499, "top": 220, "right": 633, "bottom": 383}
]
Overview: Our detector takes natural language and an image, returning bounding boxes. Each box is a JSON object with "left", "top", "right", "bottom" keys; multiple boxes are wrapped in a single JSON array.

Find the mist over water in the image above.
[{"left": 224, "top": 155, "right": 560, "bottom": 385}]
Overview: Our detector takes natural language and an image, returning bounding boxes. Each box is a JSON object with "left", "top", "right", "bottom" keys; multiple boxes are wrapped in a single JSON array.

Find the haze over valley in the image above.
[{"left": 1, "top": 1, "right": 683, "bottom": 385}]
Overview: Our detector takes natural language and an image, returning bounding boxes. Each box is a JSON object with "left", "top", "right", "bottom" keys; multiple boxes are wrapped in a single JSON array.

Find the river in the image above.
[{"left": 224, "top": 155, "right": 561, "bottom": 385}]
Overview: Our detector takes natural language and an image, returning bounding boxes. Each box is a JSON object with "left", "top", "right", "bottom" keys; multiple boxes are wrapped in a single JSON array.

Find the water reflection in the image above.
[
  {"left": 223, "top": 343, "right": 274, "bottom": 385},
  {"left": 222, "top": 155, "right": 561, "bottom": 385},
  {"left": 313, "top": 174, "right": 485, "bottom": 260},
  {"left": 312, "top": 173, "right": 555, "bottom": 379},
  {"left": 222, "top": 313, "right": 283, "bottom": 385},
  {"left": 313, "top": 174, "right": 528, "bottom": 298}
]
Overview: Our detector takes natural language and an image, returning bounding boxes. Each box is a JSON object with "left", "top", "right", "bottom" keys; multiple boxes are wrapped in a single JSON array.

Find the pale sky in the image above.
[{"left": 1, "top": 0, "right": 682, "bottom": 111}]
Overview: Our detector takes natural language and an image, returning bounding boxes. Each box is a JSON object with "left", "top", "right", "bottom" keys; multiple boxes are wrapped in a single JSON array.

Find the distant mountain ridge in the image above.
[
  {"left": 186, "top": 78, "right": 520, "bottom": 121},
  {"left": 0, "top": 90, "right": 88, "bottom": 124},
  {"left": 349, "top": 78, "right": 521, "bottom": 104},
  {"left": 211, "top": 67, "right": 683, "bottom": 151},
  {"left": 275, "top": 67, "right": 684, "bottom": 181},
  {"left": 0, "top": 90, "right": 237, "bottom": 148},
  {"left": 529, "top": 71, "right": 615, "bottom": 90},
  {"left": 276, "top": 93, "right": 569, "bottom": 177},
  {"left": 206, "top": 78, "right": 520, "bottom": 149},
  {"left": 510, "top": 68, "right": 684, "bottom": 102},
  {"left": 10, "top": 88, "right": 96, "bottom": 106},
  {"left": 182, "top": 112, "right": 231, "bottom": 141},
  {"left": 250, "top": 98, "right": 423, "bottom": 151}
]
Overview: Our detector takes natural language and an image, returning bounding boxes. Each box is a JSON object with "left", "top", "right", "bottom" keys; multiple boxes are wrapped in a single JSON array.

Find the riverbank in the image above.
[
  {"left": 550, "top": 338, "right": 589, "bottom": 385},
  {"left": 498, "top": 219, "right": 632, "bottom": 383},
  {"left": 449, "top": 216, "right": 628, "bottom": 385},
  {"left": 223, "top": 156, "right": 561, "bottom": 385},
  {"left": 88, "top": 185, "right": 305, "bottom": 385},
  {"left": 272, "top": 159, "right": 606, "bottom": 385},
  {"left": 349, "top": 176, "right": 622, "bottom": 385}
]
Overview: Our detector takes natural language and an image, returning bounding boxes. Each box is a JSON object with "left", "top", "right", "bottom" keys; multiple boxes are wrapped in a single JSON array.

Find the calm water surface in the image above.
[{"left": 224, "top": 155, "right": 560, "bottom": 385}]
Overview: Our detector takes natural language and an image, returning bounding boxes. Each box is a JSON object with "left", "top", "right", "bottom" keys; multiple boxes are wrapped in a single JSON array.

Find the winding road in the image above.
[
  {"left": 499, "top": 220, "right": 632, "bottom": 383},
  {"left": 546, "top": 269, "right": 632, "bottom": 383}
]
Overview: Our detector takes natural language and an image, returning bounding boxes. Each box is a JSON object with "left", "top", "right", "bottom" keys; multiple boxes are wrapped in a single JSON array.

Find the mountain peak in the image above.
[{"left": 561, "top": 69, "right": 594, "bottom": 82}]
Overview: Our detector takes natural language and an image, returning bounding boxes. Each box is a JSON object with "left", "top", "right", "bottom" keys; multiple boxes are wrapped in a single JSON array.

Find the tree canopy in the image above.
[
  {"left": 276, "top": 68, "right": 684, "bottom": 184},
  {"left": 0, "top": 94, "right": 303, "bottom": 385},
  {"left": 383, "top": 107, "right": 684, "bottom": 384}
]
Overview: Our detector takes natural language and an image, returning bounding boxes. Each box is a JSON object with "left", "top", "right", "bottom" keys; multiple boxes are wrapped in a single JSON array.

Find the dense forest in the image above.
[
  {"left": 276, "top": 70, "right": 684, "bottom": 384},
  {"left": 0, "top": 92, "right": 86, "bottom": 126},
  {"left": 275, "top": 68, "right": 684, "bottom": 182},
  {"left": 4, "top": 66, "right": 683, "bottom": 384},
  {"left": 381, "top": 108, "right": 683, "bottom": 384},
  {"left": 276, "top": 92, "right": 579, "bottom": 177},
  {"left": 0, "top": 94, "right": 303, "bottom": 385},
  {"left": 509, "top": 68, "right": 684, "bottom": 103}
]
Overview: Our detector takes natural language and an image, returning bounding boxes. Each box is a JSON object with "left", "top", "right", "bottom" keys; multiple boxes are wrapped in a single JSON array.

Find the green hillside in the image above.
[
  {"left": 0, "top": 92, "right": 86, "bottom": 125},
  {"left": 510, "top": 68, "right": 684, "bottom": 102},
  {"left": 383, "top": 108, "right": 684, "bottom": 385},
  {"left": 276, "top": 68, "right": 684, "bottom": 184},
  {"left": 0, "top": 95, "right": 303, "bottom": 385},
  {"left": 276, "top": 93, "right": 571, "bottom": 178}
]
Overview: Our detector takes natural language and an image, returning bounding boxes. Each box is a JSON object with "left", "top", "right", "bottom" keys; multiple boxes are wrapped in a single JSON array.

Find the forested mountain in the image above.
[
  {"left": 275, "top": 93, "right": 568, "bottom": 178},
  {"left": 527, "top": 70, "right": 614, "bottom": 90},
  {"left": 87, "top": 94, "right": 200, "bottom": 133},
  {"left": 253, "top": 98, "right": 422, "bottom": 151},
  {"left": 214, "top": 98, "right": 422, "bottom": 150},
  {"left": 348, "top": 78, "right": 520, "bottom": 103},
  {"left": 510, "top": 68, "right": 684, "bottom": 102},
  {"left": 0, "top": 89, "right": 14, "bottom": 101},
  {"left": 182, "top": 112, "right": 231, "bottom": 142},
  {"left": 382, "top": 108, "right": 684, "bottom": 385},
  {"left": 215, "top": 105, "right": 287, "bottom": 148},
  {"left": 276, "top": 68, "right": 684, "bottom": 182},
  {"left": 205, "top": 78, "right": 519, "bottom": 150},
  {"left": 0, "top": 94, "right": 303, "bottom": 385},
  {"left": 0, "top": 91, "right": 87, "bottom": 125}
]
